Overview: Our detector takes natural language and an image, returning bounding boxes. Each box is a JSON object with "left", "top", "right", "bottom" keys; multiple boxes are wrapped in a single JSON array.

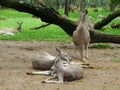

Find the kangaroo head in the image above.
[
  {"left": 16, "top": 21, "right": 23, "bottom": 32},
  {"left": 55, "top": 47, "right": 72, "bottom": 63},
  {"left": 51, "top": 55, "right": 62, "bottom": 71}
]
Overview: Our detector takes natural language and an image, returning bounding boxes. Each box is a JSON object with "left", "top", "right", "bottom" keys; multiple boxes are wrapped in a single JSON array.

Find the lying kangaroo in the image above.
[
  {"left": 28, "top": 50, "right": 83, "bottom": 84},
  {"left": 32, "top": 48, "right": 72, "bottom": 70},
  {"left": 41, "top": 52, "right": 84, "bottom": 84},
  {"left": 0, "top": 22, "right": 23, "bottom": 36}
]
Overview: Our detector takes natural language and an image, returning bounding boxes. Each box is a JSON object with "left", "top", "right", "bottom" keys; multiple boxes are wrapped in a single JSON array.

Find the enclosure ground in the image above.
[{"left": 0, "top": 41, "right": 120, "bottom": 90}]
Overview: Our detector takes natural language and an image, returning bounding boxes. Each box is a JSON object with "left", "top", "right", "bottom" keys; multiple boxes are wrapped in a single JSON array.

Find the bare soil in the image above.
[{"left": 0, "top": 41, "right": 120, "bottom": 90}]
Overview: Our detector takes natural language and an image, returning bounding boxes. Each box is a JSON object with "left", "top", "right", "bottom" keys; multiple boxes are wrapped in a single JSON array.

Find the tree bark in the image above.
[
  {"left": 0, "top": 0, "right": 120, "bottom": 44},
  {"left": 89, "top": 30, "right": 120, "bottom": 44}
]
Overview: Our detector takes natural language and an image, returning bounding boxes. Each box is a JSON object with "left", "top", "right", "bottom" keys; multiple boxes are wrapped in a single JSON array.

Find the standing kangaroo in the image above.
[{"left": 73, "top": 11, "right": 90, "bottom": 65}]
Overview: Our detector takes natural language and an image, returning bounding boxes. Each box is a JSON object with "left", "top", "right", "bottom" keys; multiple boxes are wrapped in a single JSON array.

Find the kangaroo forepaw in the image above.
[
  {"left": 41, "top": 81, "right": 47, "bottom": 83},
  {"left": 26, "top": 72, "right": 33, "bottom": 75}
]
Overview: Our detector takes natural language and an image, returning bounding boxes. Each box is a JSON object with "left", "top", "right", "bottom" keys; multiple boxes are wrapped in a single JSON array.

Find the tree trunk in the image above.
[
  {"left": 110, "top": 1, "right": 116, "bottom": 12},
  {"left": 55, "top": 0, "right": 60, "bottom": 10},
  {"left": 79, "top": 0, "right": 86, "bottom": 13},
  {"left": 64, "top": 0, "right": 70, "bottom": 16},
  {"left": 0, "top": 0, "right": 120, "bottom": 44}
]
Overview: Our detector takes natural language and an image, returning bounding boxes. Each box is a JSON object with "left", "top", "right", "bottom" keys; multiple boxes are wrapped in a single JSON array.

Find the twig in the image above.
[{"left": 30, "top": 23, "right": 51, "bottom": 30}]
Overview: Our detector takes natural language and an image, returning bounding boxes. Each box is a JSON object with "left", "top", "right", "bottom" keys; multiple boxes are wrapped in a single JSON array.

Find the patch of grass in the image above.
[
  {"left": 92, "top": 43, "right": 111, "bottom": 49},
  {"left": 87, "top": 8, "right": 107, "bottom": 18},
  {"left": 110, "top": 59, "right": 120, "bottom": 63},
  {"left": 0, "top": 8, "right": 32, "bottom": 18}
]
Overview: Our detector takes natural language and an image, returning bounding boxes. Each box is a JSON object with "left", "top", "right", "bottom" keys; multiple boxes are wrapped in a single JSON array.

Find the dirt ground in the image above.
[{"left": 0, "top": 40, "right": 120, "bottom": 90}]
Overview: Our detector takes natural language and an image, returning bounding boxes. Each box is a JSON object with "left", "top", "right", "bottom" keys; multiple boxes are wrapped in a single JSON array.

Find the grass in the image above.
[
  {"left": 0, "top": 8, "right": 120, "bottom": 42},
  {"left": 91, "top": 43, "right": 111, "bottom": 49},
  {"left": 0, "top": 21, "right": 71, "bottom": 42},
  {"left": 110, "top": 59, "right": 120, "bottom": 63},
  {"left": 0, "top": 9, "right": 32, "bottom": 18}
]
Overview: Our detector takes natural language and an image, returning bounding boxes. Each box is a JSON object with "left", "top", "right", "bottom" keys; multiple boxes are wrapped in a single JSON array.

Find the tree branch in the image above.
[
  {"left": 94, "top": 10, "right": 120, "bottom": 29},
  {"left": 30, "top": 23, "right": 51, "bottom": 30}
]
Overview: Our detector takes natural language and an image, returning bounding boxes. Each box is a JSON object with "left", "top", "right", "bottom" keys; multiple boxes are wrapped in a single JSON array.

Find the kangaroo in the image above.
[
  {"left": 32, "top": 48, "right": 72, "bottom": 70},
  {"left": 0, "top": 22, "right": 23, "bottom": 36},
  {"left": 73, "top": 11, "right": 90, "bottom": 65},
  {"left": 41, "top": 52, "right": 84, "bottom": 84}
]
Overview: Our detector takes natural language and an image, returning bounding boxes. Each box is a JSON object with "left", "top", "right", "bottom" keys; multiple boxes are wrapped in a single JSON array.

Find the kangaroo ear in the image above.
[
  {"left": 54, "top": 56, "right": 59, "bottom": 66},
  {"left": 54, "top": 57, "right": 61, "bottom": 65},
  {"left": 55, "top": 47, "right": 62, "bottom": 53},
  {"left": 16, "top": 21, "right": 23, "bottom": 24}
]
